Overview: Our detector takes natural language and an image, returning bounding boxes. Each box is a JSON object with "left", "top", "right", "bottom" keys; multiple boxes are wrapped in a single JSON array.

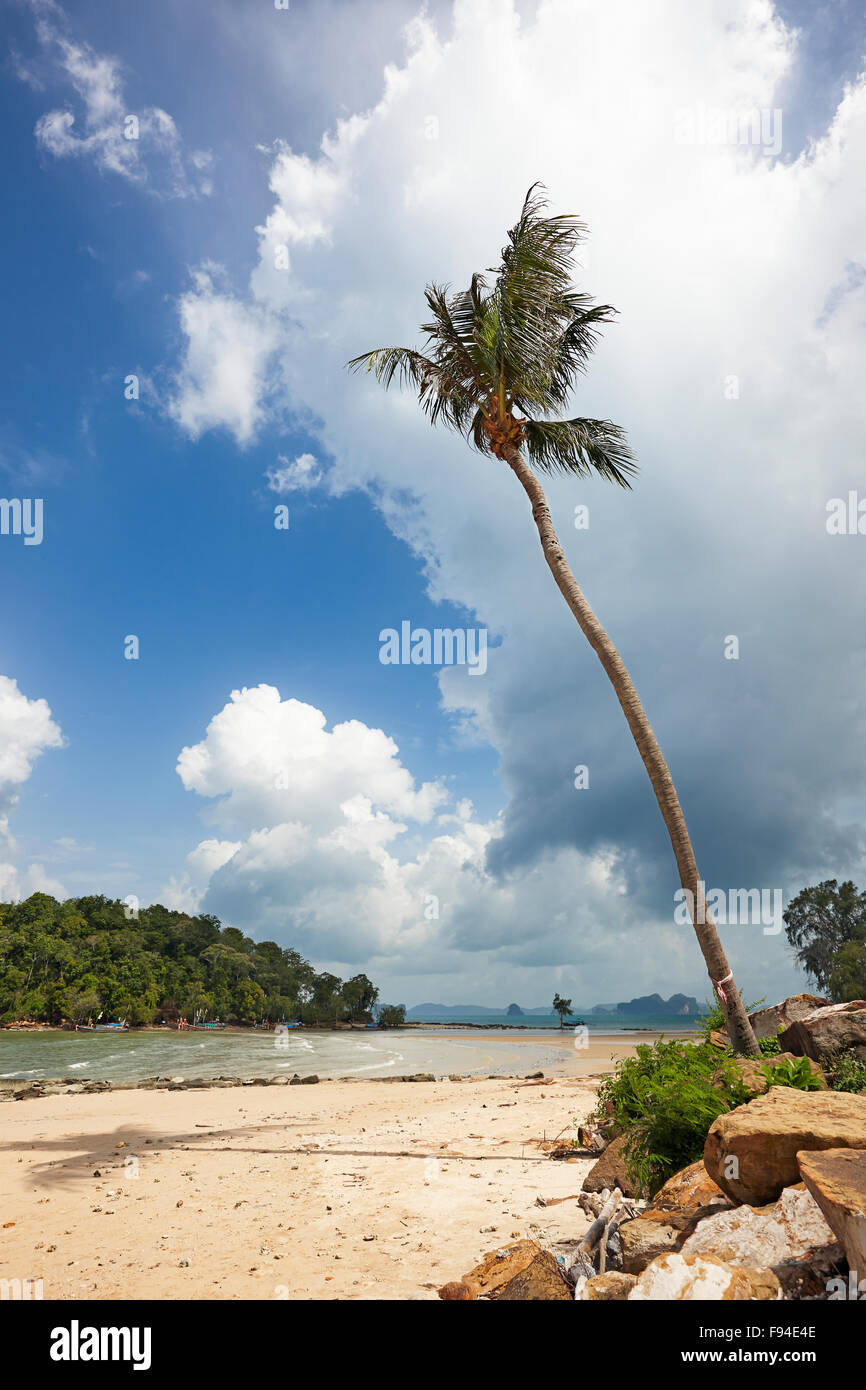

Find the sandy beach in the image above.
[{"left": 0, "top": 1036, "right": 642, "bottom": 1300}]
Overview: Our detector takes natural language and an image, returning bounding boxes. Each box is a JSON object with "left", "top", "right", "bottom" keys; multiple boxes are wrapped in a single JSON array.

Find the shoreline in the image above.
[
  {"left": 0, "top": 1020, "right": 702, "bottom": 1033},
  {"left": 1, "top": 1031, "right": 653, "bottom": 1098},
  {"left": 0, "top": 1030, "right": 692, "bottom": 1089}
]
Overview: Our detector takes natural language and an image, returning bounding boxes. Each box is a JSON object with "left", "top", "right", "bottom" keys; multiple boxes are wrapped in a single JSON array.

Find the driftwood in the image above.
[
  {"left": 571, "top": 1187, "right": 644, "bottom": 1294},
  {"left": 576, "top": 1187, "right": 622, "bottom": 1258}
]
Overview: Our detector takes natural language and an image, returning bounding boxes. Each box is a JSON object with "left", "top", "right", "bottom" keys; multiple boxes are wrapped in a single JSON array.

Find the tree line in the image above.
[{"left": 0, "top": 892, "right": 404, "bottom": 1027}]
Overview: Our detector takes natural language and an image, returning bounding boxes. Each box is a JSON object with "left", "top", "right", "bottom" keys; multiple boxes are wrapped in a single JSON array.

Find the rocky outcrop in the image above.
[
  {"left": 680, "top": 1184, "right": 841, "bottom": 1269},
  {"left": 704, "top": 1089, "right": 866, "bottom": 1205},
  {"left": 780, "top": 1000, "right": 866, "bottom": 1063},
  {"left": 628, "top": 1252, "right": 781, "bottom": 1301},
  {"left": 798, "top": 1148, "right": 866, "bottom": 1275},
  {"left": 0, "top": 1073, "right": 324, "bottom": 1099},
  {"left": 582, "top": 1133, "right": 642, "bottom": 1197},
  {"left": 748, "top": 994, "right": 830, "bottom": 1041}
]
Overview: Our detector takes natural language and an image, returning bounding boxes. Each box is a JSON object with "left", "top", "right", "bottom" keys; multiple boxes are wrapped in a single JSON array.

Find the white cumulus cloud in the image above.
[
  {"left": 24, "top": 1, "right": 213, "bottom": 196},
  {"left": 0, "top": 675, "right": 65, "bottom": 901}
]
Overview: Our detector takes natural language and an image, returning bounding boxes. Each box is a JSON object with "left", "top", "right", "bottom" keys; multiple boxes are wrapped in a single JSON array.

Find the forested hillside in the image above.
[{"left": 0, "top": 893, "right": 380, "bottom": 1026}]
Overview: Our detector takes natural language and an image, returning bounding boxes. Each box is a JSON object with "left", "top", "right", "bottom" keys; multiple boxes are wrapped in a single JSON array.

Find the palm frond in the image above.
[
  {"left": 545, "top": 298, "right": 619, "bottom": 408},
  {"left": 346, "top": 346, "right": 437, "bottom": 391},
  {"left": 522, "top": 416, "right": 637, "bottom": 487},
  {"left": 346, "top": 186, "right": 637, "bottom": 483},
  {"left": 491, "top": 184, "right": 588, "bottom": 406},
  {"left": 419, "top": 284, "right": 492, "bottom": 398},
  {"left": 346, "top": 345, "right": 478, "bottom": 434}
]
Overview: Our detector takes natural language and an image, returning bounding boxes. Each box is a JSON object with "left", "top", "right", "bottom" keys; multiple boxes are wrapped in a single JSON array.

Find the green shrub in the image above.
[
  {"left": 595, "top": 1035, "right": 828, "bottom": 1197},
  {"left": 829, "top": 1049, "right": 866, "bottom": 1093},
  {"left": 594, "top": 1039, "right": 753, "bottom": 1196}
]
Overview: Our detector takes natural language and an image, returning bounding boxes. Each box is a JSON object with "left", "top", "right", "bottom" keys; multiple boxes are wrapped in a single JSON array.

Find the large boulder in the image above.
[
  {"left": 651, "top": 1160, "right": 729, "bottom": 1212},
  {"left": 680, "top": 1185, "right": 841, "bottom": 1268},
  {"left": 497, "top": 1249, "right": 572, "bottom": 1301},
  {"left": 582, "top": 1133, "right": 641, "bottom": 1197},
  {"left": 704, "top": 1089, "right": 866, "bottom": 1205},
  {"left": 578, "top": 1271, "right": 637, "bottom": 1301},
  {"left": 619, "top": 1208, "right": 702, "bottom": 1274},
  {"left": 458, "top": 1240, "right": 539, "bottom": 1298},
  {"left": 748, "top": 994, "right": 830, "bottom": 1041},
  {"left": 797, "top": 1148, "right": 866, "bottom": 1275},
  {"left": 628, "top": 1252, "right": 781, "bottom": 1301},
  {"left": 780, "top": 1000, "right": 866, "bottom": 1063}
]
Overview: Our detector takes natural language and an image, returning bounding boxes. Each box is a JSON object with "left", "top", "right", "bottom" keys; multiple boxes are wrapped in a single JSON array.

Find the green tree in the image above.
[
  {"left": 341, "top": 973, "right": 379, "bottom": 1021},
  {"left": 377, "top": 1004, "right": 406, "bottom": 1028},
  {"left": 0, "top": 894, "right": 391, "bottom": 1030},
  {"left": 348, "top": 186, "right": 758, "bottom": 1056},
  {"left": 828, "top": 941, "right": 866, "bottom": 1003},
  {"left": 552, "top": 992, "right": 573, "bottom": 1027},
  {"left": 783, "top": 879, "right": 866, "bottom": 999}
]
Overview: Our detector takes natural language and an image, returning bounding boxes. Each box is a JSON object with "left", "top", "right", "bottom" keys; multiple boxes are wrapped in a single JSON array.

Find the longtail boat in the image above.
[{"left": 72, "top": 1019, "right": 129, "bottom": 1031}]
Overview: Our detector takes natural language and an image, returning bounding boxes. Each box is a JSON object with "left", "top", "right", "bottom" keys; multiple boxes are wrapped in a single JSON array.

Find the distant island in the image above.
[
  {"left": 593, "top": 993, "right": 701, "bottom": 1017},
  {"left": 407, "top": 994, "right": 703, "bottom": 1020},
  {"left": 407, "top": 1002, "right": 555, "bottom": 1018}
]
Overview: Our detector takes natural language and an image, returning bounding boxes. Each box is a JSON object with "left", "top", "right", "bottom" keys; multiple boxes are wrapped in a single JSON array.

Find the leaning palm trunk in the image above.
[
  {"left": 349, "top": 184, "right": 760, "bottom": 1056},
  {"left": 504, "top": 445, "right": 759, "bottom": 1055}
]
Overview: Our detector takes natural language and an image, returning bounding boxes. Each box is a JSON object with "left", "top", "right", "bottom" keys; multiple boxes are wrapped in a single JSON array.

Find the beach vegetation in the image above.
[
  {"left": 828, "top": 1048, "right": 866, "bottom": 1093},
  {"left": 0, "top": 892, "right": 381, "bottom": 1027},
  {"left": 594, "top": 1036, "right": 830, "bottom": 1196}
]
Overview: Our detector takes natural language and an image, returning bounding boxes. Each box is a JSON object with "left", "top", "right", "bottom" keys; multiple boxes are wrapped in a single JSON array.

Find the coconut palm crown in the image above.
[{"left": 348, "top": 183, "right": 637, "bottom": 486}]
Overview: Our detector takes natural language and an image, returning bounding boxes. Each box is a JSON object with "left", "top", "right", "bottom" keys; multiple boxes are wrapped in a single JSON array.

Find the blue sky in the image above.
[
  {"left": 3, "top": 0, "right": 866, "bottom": 1008},
  {"left": 2, "top": 0, "right": 499, "bottom": 888}
]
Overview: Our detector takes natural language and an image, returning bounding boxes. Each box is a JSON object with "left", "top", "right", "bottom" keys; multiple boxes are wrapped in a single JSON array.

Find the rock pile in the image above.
[{"left": 437, "top": 994, "right": 866, "bottom": 1302}]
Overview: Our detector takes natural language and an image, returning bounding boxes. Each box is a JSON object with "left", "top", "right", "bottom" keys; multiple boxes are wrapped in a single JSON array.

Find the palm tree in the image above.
[
  {"left": 552, "top": 993, "right": 573, "bottom": 1028},
  {"left": 347, "top": 185, "right": 759, "bottom": 1056}
]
